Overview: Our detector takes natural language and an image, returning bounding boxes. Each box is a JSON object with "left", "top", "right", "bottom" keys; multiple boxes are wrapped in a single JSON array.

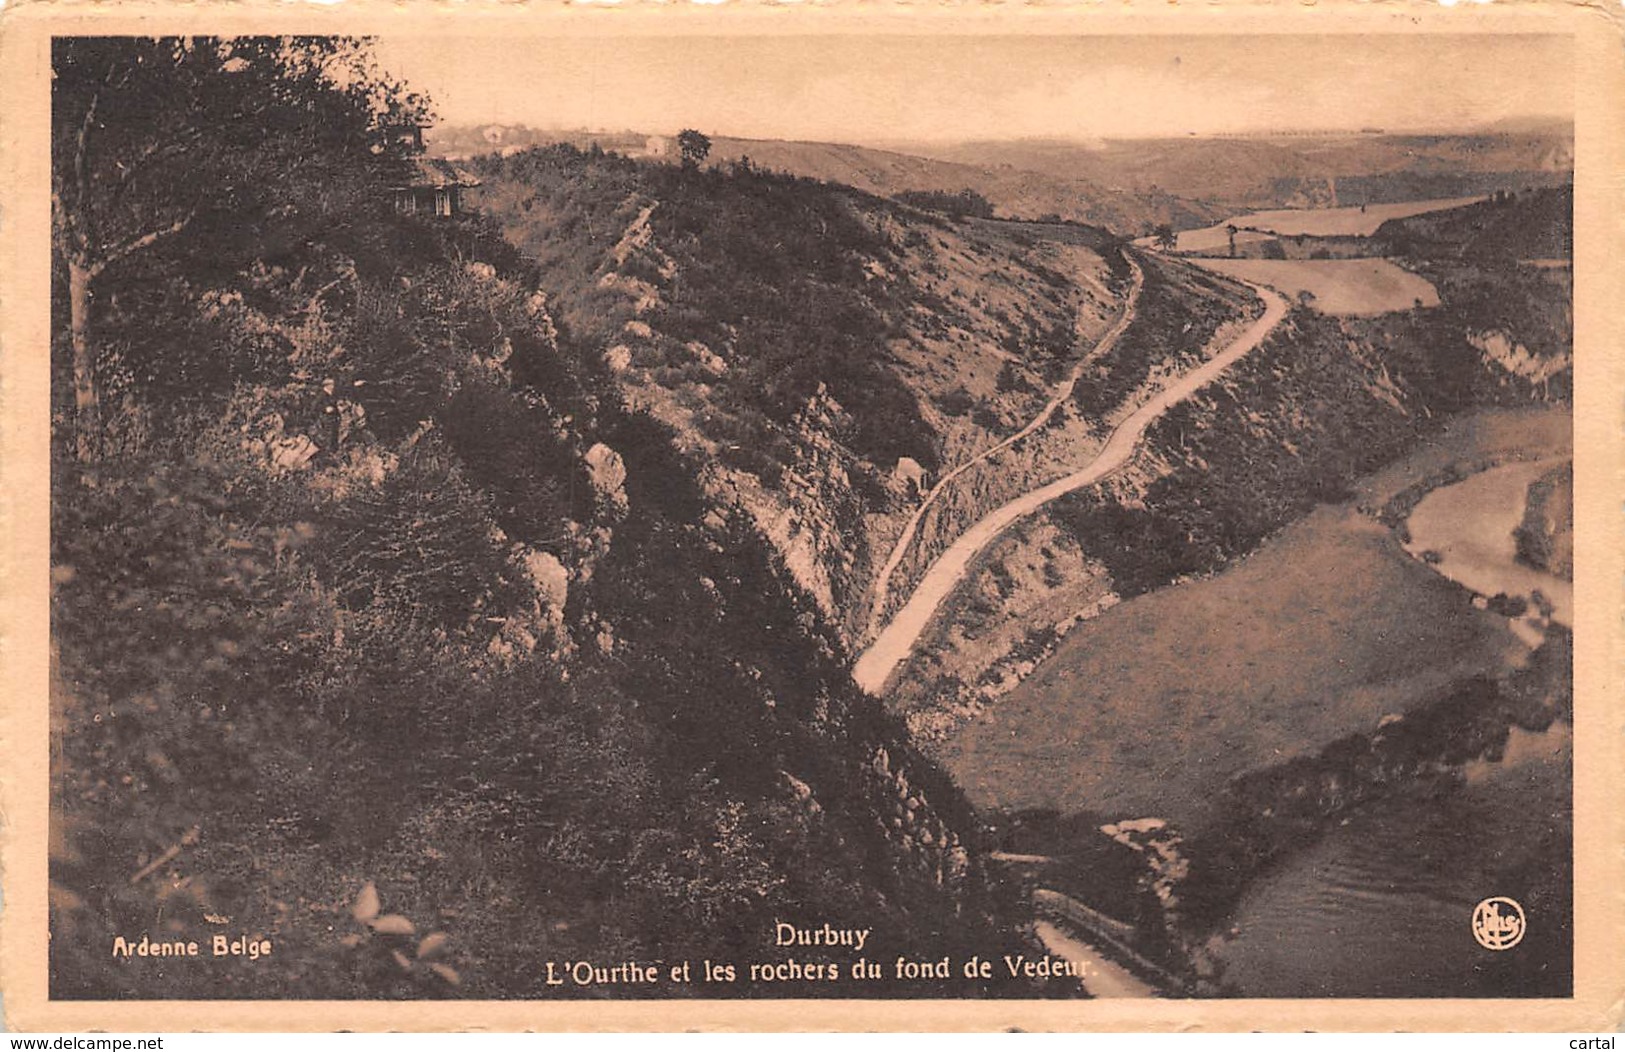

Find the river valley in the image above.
[
  {"left": 933, "top": 406, "right": 1572, "bottom": 996},
  {"left": 1207, "top": 411, "right": 1572, "bottom": 997}
]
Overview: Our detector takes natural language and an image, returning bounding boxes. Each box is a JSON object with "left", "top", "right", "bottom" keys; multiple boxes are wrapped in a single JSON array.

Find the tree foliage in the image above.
[
  {"left": 676, "top": 128, "right": 712, "bottom": 168},
  {"left": 50, "top": 40, "right": 1023, "bottom": 1001},
  {"left": 894, "top": 188, "right": 995, "bottom": 220},
  {"left": 51, "top": 36, "right": 430, "bottom": 460}
]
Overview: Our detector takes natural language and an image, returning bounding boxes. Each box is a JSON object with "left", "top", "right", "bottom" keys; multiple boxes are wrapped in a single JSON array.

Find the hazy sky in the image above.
[{"left": 374, "top": 34, "right": 1573, "bottom": 143}]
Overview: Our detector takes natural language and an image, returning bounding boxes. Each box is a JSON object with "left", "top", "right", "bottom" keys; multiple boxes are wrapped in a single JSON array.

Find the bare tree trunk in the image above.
[{"left": 68, "top": 258, "right": 99, "bottom": 461}]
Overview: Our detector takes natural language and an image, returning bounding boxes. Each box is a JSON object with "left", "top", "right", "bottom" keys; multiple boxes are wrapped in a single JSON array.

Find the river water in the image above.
[{"left": 1209, "top": 457, "right": 1573, "bottom": 999}]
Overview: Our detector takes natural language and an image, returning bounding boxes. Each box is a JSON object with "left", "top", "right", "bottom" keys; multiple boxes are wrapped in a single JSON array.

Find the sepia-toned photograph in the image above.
[{"left": 4, "top": 5, "right": 1621, "bottom": 1031}]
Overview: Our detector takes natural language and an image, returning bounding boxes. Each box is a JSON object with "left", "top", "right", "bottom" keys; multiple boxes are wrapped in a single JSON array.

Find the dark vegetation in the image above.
[
  {"left": 1053, "top": 247, "right": 1568, "bottom": 599},
  {"left": 1373, "top": 186, "right": 1572, "bottom": 262},
  {"left": 1069, "top": 254, "right": 1252, "bottom": 422},
  {"left": 1053, "top": 311, "right": 1409, "bottom": 596},
  {"left": 50, "top": 37, "right": 1039, "bottom": 1000},
  {"left": 1118, "top": 311, "right": 1429, "bottom": 578},
  {"left": 1514, "top": 461, "right": 1574, "bottom": 578},
  {"left": 470, "top": 145, "right": 941, "bottom": 474},
  {"left": 1379, "top": 188, "right": 1573, "bottom": 401},
  {"left": 893, "top": 188, "right": 997, "bottom": 220},
  {"left": 676, "top": 128, "right": 712, "bottom": 169},
  {"left": 1175, "top": 629, "right": 1571, "bottom": 987},
  {"left": 1329, "top": 168, "right": 1571, "bottom": 210}
]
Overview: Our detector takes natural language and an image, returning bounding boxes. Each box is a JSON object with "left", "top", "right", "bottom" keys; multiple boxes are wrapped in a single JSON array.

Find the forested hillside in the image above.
[
  {"left": 471, "top": 146, "right": 1129, "bottom": 641},
  {"left": 43, "top": 33, "right": 1577, "bottom": 1007},
  {"left": 49, "top": 37, "right": 1043, "bottom": 1000},
  {"left": 889, "top": 186, "right": 1573, "bottom": 759}
]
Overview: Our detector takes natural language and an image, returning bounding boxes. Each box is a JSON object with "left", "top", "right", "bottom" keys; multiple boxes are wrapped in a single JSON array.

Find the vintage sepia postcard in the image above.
[{"left": 2, "top": 0, "right": 1622, "bottom": 1032}]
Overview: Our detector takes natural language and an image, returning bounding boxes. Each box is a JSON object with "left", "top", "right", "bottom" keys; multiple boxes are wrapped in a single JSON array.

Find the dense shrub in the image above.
[
  {"left": 1071, "top": 255, "right": 1250, "bottom": 421},
  {"left": 893, "top": 188, "right": 997, "bottom": 220},
  {"left": 52, "top": 127, "right": 1029, "bottom": 1001},
  {"left": 474, "top": 146, "right": 940, "bottom": 473}
]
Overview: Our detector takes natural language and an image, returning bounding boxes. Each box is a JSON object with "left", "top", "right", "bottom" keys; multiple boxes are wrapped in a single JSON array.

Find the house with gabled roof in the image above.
[{"left": 392, "top": 158, "right": 481, "bottom": 218}]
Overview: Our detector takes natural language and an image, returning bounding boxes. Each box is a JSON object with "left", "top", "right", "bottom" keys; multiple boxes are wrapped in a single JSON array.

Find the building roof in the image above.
[{"left": 394, "top": 157, "right": 482, "bottom": 190}]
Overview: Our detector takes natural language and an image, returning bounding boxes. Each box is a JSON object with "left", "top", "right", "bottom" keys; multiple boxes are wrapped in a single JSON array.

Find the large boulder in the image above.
[
  {"left": 585, "top": 443, "right": 628, "bottom": 504},
  {"left": 522, "top": 549, "right": 569, "bottom": 611},
  {"left": 894, "top": 457, "right": 927, "bottom": 495}
]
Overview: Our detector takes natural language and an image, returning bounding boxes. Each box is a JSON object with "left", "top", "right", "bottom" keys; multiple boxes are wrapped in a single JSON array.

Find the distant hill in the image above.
[
  {"left": 430, "top": 124, "right": 1221, "bottom": 236},
  {"left": 433, "top": 122, "right": 1571, "bottom": 237},
  {"left": 700, "top": 135, "right": 1220, "bottom": 236},
  {"left": 895, "top": 124, "right": 1574, "bottom": 213},
  {"left": 431, "top": 123, "right": 658, "bottom": 160},
  {"left": 1373, "top": 185, "right": 1573, "bottom": 263}
]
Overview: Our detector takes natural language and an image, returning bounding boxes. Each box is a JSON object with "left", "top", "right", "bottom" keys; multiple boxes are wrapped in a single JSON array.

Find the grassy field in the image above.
[
  {"left": 1170, "top": 196, "right": 1487, "bottom": 253},
  {"left": 934, "top": 408, "right": 1567, "bottom": 833},
  {"left": 935, "top": 505, "right": 1518, "bottom": 831},
  {"left": 1190, "top": 258, "right": 1440, "bottom": 315}
]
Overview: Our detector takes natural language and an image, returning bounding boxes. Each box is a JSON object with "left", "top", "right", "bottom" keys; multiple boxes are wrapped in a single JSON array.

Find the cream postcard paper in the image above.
[{"left": 2, "top": 0, "right": 1622, "bottom": 1031}]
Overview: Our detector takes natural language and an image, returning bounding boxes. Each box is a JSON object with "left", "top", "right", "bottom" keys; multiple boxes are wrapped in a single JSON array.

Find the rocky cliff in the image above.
[{"left": 473, "top": 146, "right": 1129, "bottom": 649}]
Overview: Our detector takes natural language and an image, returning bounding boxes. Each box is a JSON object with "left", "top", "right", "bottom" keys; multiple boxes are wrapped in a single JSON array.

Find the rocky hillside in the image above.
[
  {"left": 471, "top": 145, "right": 1134, "bottom": 644},
  {"left": 1515, "top": 462, "right": 1574, "bottom": 579},
  {"left": 1383, "top": 188, "right": 1573, "bottom": 402},
  {"left": 887, "top": 187, "right": 1573, "bottom": 740},
  {"left": 870, "top": 251, "right": 1260, "bottom": 640},
  {"left": 49, "top": 40, "right": 1053, "bottom": 1000}
]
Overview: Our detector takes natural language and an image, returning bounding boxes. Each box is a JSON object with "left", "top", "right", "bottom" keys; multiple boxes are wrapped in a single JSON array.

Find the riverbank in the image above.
[
  {"left": 1405, "top": 457, "right": 1572, "bottom": 646},
  {"left": 1183, "top": 406, "right": 1573, "bottom": 996},
  {"left": 936, "top": 406, "right": 1568, "bottom": 823},
  {"left": 938, "top": 501, "right": 1520, "bottom": 830},
  {"left": 953, "top": 405, "right": 1570, "bottom": 994},
  {"left": 1209, "top": 712, "right": 1571, "bottom": 998}
]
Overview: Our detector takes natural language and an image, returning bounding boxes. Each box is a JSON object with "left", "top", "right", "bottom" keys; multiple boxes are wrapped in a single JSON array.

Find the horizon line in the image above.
[{"left": 427, "top": 117, "right": 1575, "bottom": 147}]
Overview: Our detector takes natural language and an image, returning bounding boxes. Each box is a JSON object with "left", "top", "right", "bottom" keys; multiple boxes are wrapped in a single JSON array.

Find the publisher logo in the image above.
[{"left": 1472, "top": 897, "right": 1526, "bottom": 951}]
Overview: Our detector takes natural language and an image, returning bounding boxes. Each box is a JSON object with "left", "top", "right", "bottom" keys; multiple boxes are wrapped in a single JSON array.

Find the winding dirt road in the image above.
[
  {"left": 853, "top": 278, "right": 1289, "bottom": 695},
  {"left": 1033, "top": 921, "right": 1158, "bottom": 998},
  {"left": 862, "top": 255, "right": 1147, "bottom": 641}
]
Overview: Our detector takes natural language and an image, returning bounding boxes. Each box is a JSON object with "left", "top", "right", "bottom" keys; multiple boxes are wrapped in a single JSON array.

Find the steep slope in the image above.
[
  {"left": 877, "top": 254, "right": 1264, "bottom": 726},
  {"left": 471, "top": 145, "right": 1135, "bottom": 645},
  {"left": 893, "top": 205, "right": 1571, "bottom": 986},
  {"left": 50, "top": 115, "right": 1049, "bottom": 1001},
  {"left": 855, "top": 274, "right": 1286, "bottom": 694},
  {"left": 1378, "top": 188, "right": 1573, "bottom": 401},
  {"left": 888, "top": 187, "right": 1572, "bottom": 743}
]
